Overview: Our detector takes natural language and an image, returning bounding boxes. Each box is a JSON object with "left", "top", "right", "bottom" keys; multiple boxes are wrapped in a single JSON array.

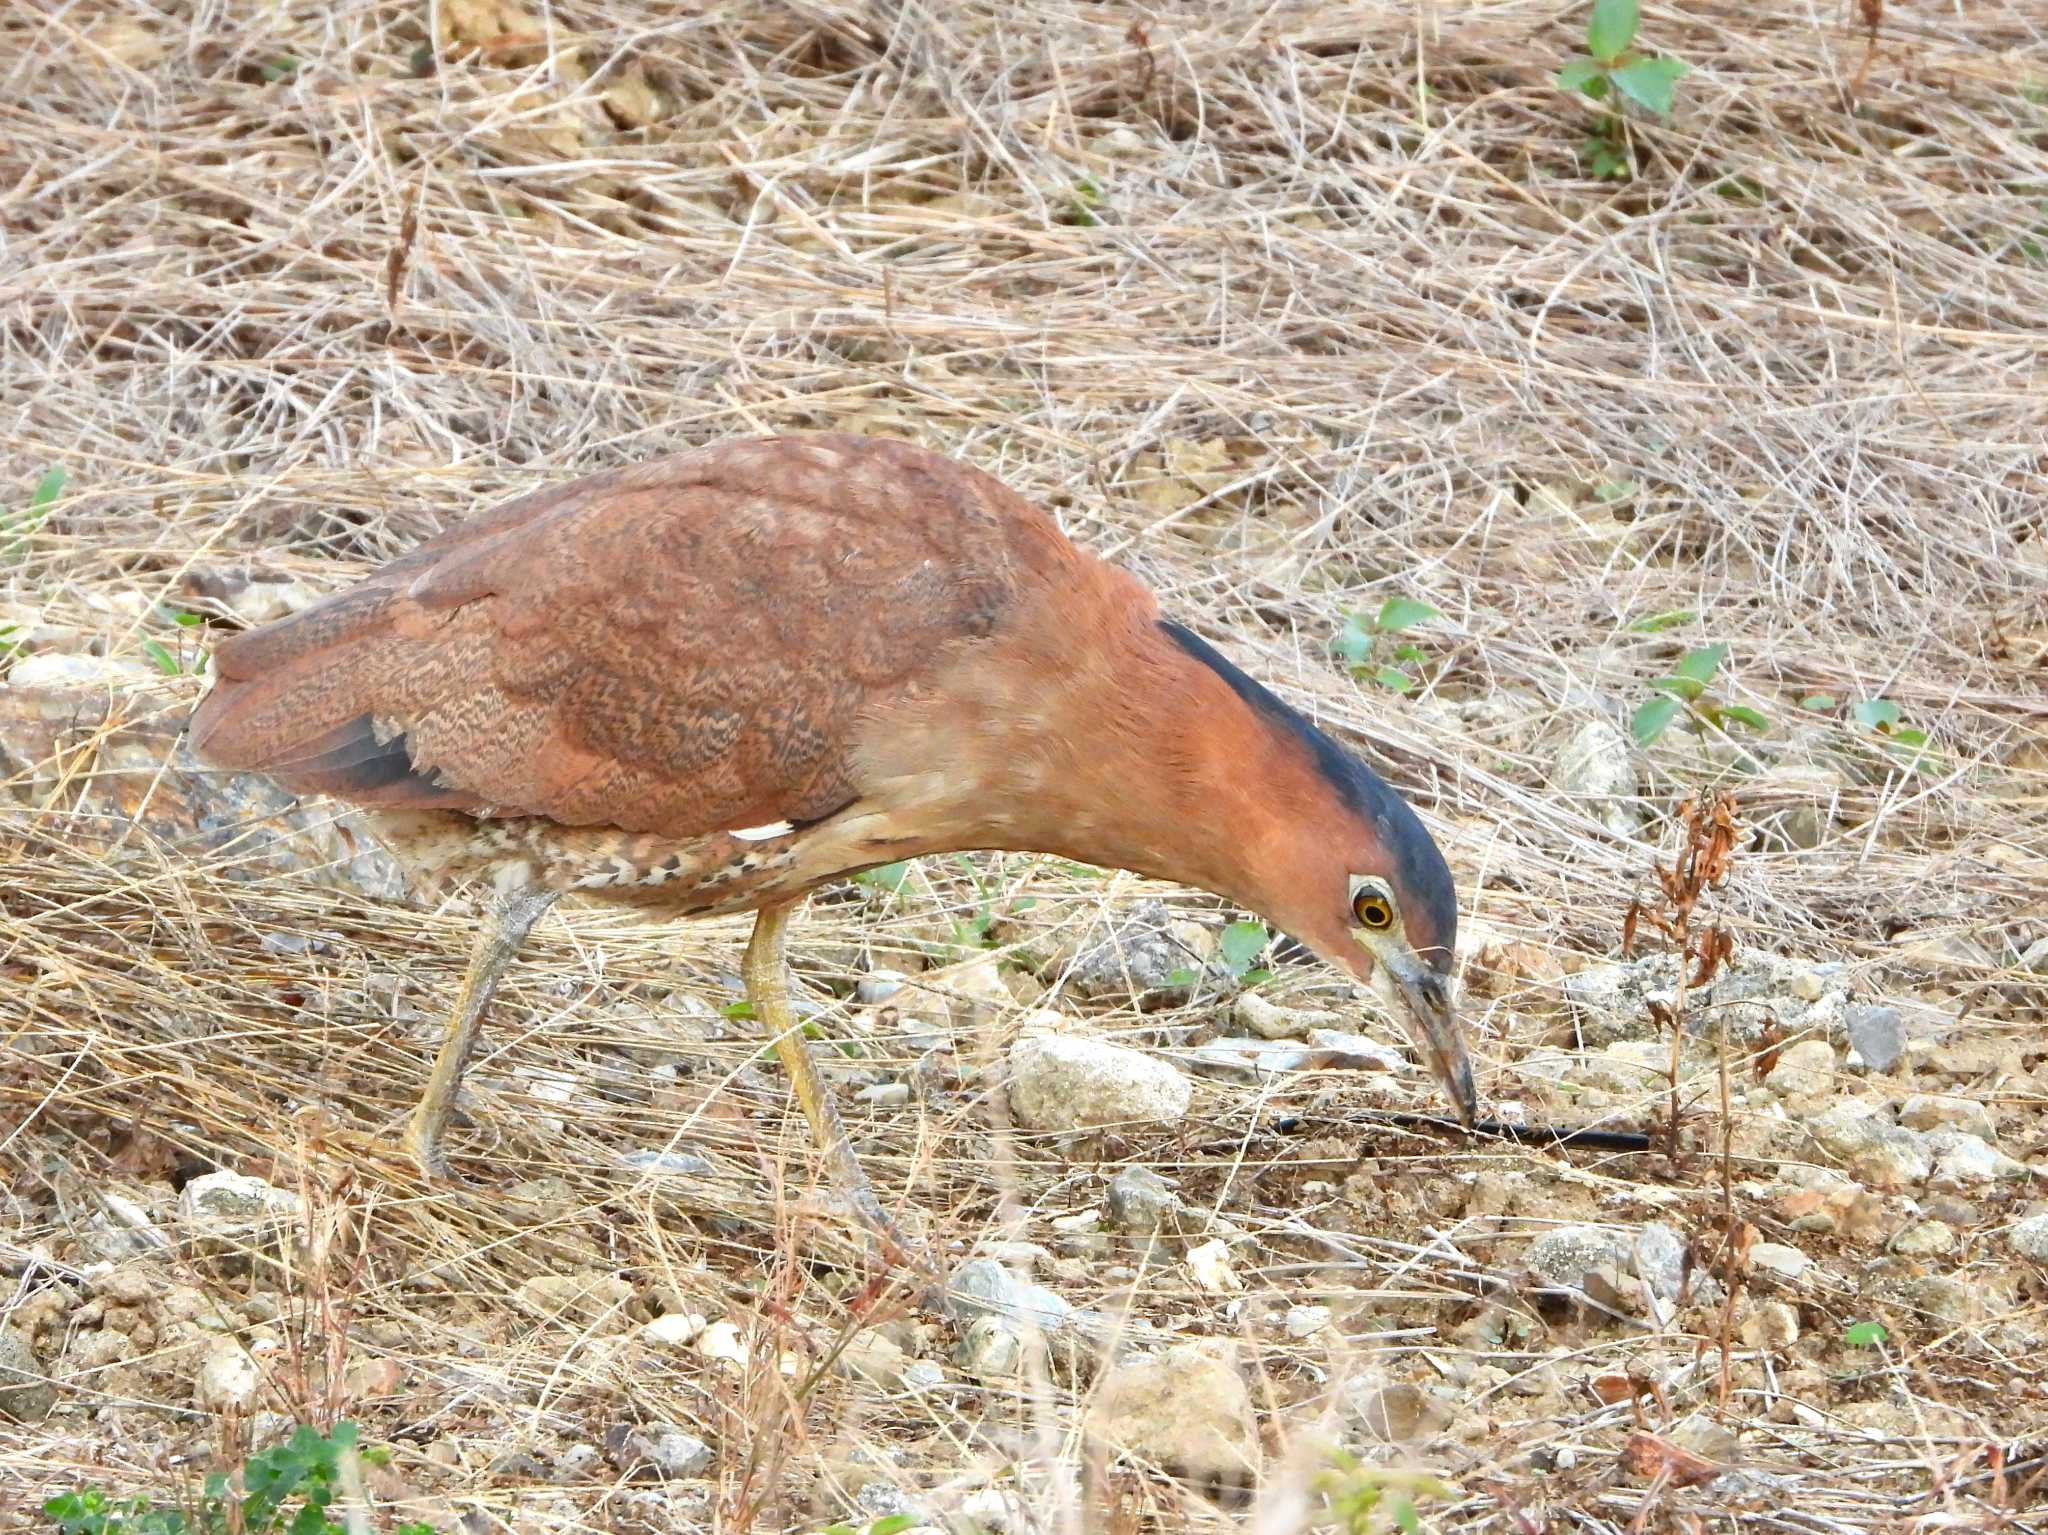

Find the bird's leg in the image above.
[
  {"left": 405, "top": 883, "right": 558, "bottom": 1180},
  {"left": 742, "top": 898, "right": 926, "bottom": 1274}
]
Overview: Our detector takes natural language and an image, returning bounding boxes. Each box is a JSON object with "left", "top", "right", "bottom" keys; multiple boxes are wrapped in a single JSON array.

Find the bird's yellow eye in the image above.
[{"left": 1352, "top": 890, "right": 1394, "bottom": 930}]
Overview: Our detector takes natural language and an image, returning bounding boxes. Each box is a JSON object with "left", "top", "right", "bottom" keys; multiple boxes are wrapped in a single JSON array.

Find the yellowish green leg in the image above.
[
  {"left": 405, "top": 885, "right": 558, "bottom": 1180},
  {"left": 742, "top": 898, "right": 924, "bottom": 1271}
]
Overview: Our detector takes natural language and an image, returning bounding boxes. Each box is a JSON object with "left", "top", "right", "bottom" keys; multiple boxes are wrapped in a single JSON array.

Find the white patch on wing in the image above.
[{"left": 729, "top": 821, "right": 793, "bottom": 842}]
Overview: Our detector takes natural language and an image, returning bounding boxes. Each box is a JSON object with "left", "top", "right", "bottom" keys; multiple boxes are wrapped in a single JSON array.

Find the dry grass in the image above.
[{"left": 3, "top": 0, "right": 2047, "bottom": 1531}]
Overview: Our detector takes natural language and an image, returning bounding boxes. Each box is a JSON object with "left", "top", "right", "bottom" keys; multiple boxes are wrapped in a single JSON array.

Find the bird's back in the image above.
[{"left": 191, "top": 434, "right": 1085, "bottom": 844}]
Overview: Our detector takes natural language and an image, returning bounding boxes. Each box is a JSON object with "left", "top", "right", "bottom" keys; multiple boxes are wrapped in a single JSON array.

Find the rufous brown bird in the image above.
[{"left": 190, "top": 434, "right": 1472, "bottom": 1253}]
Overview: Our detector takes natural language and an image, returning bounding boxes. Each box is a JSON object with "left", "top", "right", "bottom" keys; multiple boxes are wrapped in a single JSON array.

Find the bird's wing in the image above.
[{"left": 191, "top": 436, "right": 1051, "bottom": 839}]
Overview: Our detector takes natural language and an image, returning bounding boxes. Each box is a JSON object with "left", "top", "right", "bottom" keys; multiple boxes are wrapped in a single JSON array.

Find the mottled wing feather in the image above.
[{"left": 192, "top": 435, "right": 1065, "bottom": 839}]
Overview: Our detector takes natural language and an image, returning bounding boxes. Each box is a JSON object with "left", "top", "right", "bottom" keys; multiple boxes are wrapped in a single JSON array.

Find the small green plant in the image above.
[
  {"left": 853, "top": 859, "right": 913, "bottom": 896},
  {"left": 1847, "top": 697, "right": 1938, "bottom": 772},
  {"left": 1843, "top": 1319, "right": 1887, "bottom": 1348},
  {"left": 258, "top": 56, "right": 300, "bottom": 83},
  {"left": 5, "top": 464, "right": 64, "bottom": 559},
  {"left": 816, "top": 1517, "right": 918, "bottom": 1535},
  {"left": 141, "top": 610, "right": 207, "bottom": 677},
  {"left": 1061, "top": 177, "right": 1103, "bottom": 226},
  {"left": 1335, "top": 596, "right": 1441, "bottom": 694},
  {"left": 44, "top": 1423, "right": 437, "bottom": 1535},
  {"left": 1312, "top": 1446, "right": 1456, "bottom": 1535},
  {"left": 1557, "top": 0, "right": 1690, "bottom": 179},
  {"left": 1168, "top": 917, "right": 1271, "bottom": 990},
  {"left": 1630, "top": 642, "right": 1769, "bottom": 746}
]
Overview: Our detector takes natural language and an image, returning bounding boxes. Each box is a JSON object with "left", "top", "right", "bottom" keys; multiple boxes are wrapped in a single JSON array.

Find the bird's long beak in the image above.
[{"left": 1384, "top": 954, "right": 1476, "bottom": 1127}]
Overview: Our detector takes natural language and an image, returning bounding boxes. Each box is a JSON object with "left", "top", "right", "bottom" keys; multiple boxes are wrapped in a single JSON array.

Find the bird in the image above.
[{"left": 189, "top": 433, "right": 1473, "bottom": 1260}]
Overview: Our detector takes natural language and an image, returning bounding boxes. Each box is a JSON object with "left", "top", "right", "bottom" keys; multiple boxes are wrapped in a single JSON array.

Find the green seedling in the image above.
[
  {"left": 1847, "top": 697, "right": 1939, "bottom": 772},
  {"left": 1557, "top": 0, "right": 1690, "bottom": 179},
  {"left": 6, "top": 465, "right": 64, "bottom": 559},
  {"left": 1336, "top": 595, "right": 1441, "bottom": 694},
  {"left": 45, "top": 1423, "right": 437, "bottom": 1535},
  {"left": 1631, "top": 642, "right": 1769, "bottom": 746},
  {"left": 1312, "top": 1445, "right": 1456, "bottom": 1535},
  {"left": 1843, "top": 1319, "right": 1887, "bottom": 1348}
]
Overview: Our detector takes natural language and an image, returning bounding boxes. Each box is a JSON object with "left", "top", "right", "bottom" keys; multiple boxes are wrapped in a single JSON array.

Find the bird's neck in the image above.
[{"left": 992, "top": 590, "right": 1345, "bottom": 918}]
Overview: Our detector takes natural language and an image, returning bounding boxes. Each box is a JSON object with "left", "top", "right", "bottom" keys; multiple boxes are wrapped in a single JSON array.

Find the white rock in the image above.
[
  {"left": 1006, "top": 1035, "right": 1191, "bottom": 1133},
  {"left": 1524, "top": 1225, "right": 1630, "bottom": 1291},
  {"left": 1085, "top": 1343, "right": 1260, "bottom": 1483},
  {"left": 8, "top": 652, "right": 161, "bottom": 690},
  {"left": 693, "top": 1321, "right": 749, "bottom": 1370},
  {"left": 179, "top": 1170, "right": 301, "bottom": 1226},
  {"left": 1283, "top": 1305, "right": 1330, "bottom": 1339},
  {"left": 1748, "top": 1243, "right": 1812, "bottom": 1281},
  {"left": 1552, "top": 719, "right": 1639, "bottom": 837},
  {"left": 1926, "top": 1130, "right": 2024, "bottom": 1184},
  {"left": 196, "top": 1337, "right": 262, "bottom": 1411},
  {"left": 641, "top": 1313, "right": 708, "bottom": 1348},
  {"left": 1231, "top": 993, "right": 1341, "bottom": 1040},
  {"left": 1844, "top": 1005, "right": 1905, "bottom": 1071},
  {"left": 1185, "top": 1239, "right": 1243, "bottom": 1294},
  {"left": 955, "top": 1317, "right": 1025, "bottom": 1379},
  {"left": 1900, "top": 1095, "right": 1997, "bottom": 1139},
  {"left": 1890, "top": 1220, "right": 1954, "bottom": 1257},
  {"left": 1766, "top": 1039, "right": 1836, "bottom": 1100}
]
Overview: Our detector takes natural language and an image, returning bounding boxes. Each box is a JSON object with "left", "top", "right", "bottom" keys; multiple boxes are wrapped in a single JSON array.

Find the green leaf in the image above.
[
  {"left": 1333, "top": 613, "right": 1373, "bottom": 666},
  {"left": 1631, "top": 694, "right": 1682, "bottom": 744},
  {"left": 1611, "top": 55, "right": 1689, "bottom": 116},
  {"left": 1647, "top": 674, "right": 1705, "bottom": 701},
  {"left": 1219, "top": 920, "right": 1270, "bottom": 976},
  {"left": 141, "top": 639, "right": 182, "bottom": 676},
  {"left": 719, "top": 1000, "right": 758, "bottom": 1021},
  {"left": 854, "top": 860, "right": 912, "bottom": 893},
  {"left": 31, "top": 465, "right": 65, "bottom": 513},
  {"left": 1589, "top": 138, "right": 1627, "bottom": 176},
  {"left": 1373, "top": 596, "right": 1440, "bottom": 633},
  {"left": 1675, "top": 642, "right": 1728, "bottom": 686},
  {"left": 1628, "top": 608, "right": 1695, "bottom": 633},
  {"left": 1844, "top": 1320, "right": 1887, "bottom": 1347},
  {"left": 1165, "top": 966, "right": 1198, "bottom": 988},
  {"left": 1851, "top": 698, "right": 1902, "bottom": 730},
  {"left": 1587, "top": 0, "right": 1639, "bottom": 61},
  {"left": 1391, "top": 1496, "right": 1422, "bottom": 1535},
  {"left": 1372, "top": 665, "right": 1415, "bottom": 693},
  {"left": 1717, "top": 705, "right": 1769, "bottom": 731},
  {"left": 868, "top": 1518, "right": 919, "bottom": 1535},
  {"left": 1800, "top": 693, "right": 1836, "bottom": 710},
  {"left": 172, "top": 608, "right": 204, "bottom": 627},
  {"left": 1391, "top": 642, "right": 1426, "bottom": 663},
  {"left": 1557, "top": 57, "right": 1606, "bottom": 96},
  {"left": 260, "top": 56, "right": 300, "bottom": 82}
]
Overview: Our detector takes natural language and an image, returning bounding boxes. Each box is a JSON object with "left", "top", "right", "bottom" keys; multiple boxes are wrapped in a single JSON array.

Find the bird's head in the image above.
[
  {"left": 1153, "top": 622, "right": 1475, "bottom": 1125},
  {"left": 1267, "top": 781, "right": 1474, "bottom": 1129}
]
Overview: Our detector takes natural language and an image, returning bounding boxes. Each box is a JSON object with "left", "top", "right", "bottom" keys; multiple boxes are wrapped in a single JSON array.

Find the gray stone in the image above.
[
  {"left": 554, "top": 1443, "right": 603, "bottom": 1481},
  {"left": 855, "top": 1481, "right": 923, "bottom": 1520},
  {"left": 1844, "top": 1005, "right": 1905, "bottom": 1071},
  {"left": 1890, "top": 1220, "right": 1954, "bottom": 1257},
  {"left": 2006, "top": 1214, "right": 2048, "bottom": 1262},
  {"left": 857, "top": 969, "right": 912, "bottom": 1006},
  {"left": 1006, "top": 1036, "right": 1191, "bottom": 1134},
  {"left": 943, "top": 1258, "right": 1071, "bottom": 1332},
  {"left": 1061, "top": 901, "right": 1210, "bottom": 1004},
  {"left": 617, "top": 1150, "right": 717, "bottom": 1179},
  {"left": 0, "top": 1330, "right": 53, "bottom": 1423},
  {"left": 1809, "top": 1104, "right": 1930, "bottom": 1188},
  {"left": 1631, "top": 1222, "right": 1687, "bottom": 1302},
  {"left": 1283, "top": 1305, "right": 1330, "bottom": 1339},
  {"left": 604, "top": 1421, "right": 713, "bottom": 1480},
  {"left": 1105, "top": 1167, "right": 1181, "bottom": 1236},
  {"left": 1524, "top": 1225, "right": 1630, "bottom": 1291},
  {"left": 1552, "top": 719, "right": 1640, "bottom": 838}
]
